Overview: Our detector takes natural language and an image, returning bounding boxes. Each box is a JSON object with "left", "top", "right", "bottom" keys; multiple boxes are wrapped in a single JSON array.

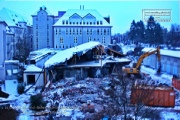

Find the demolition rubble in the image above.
[{"left": 42, "top": 77, "right": 114, "bottom": 119}]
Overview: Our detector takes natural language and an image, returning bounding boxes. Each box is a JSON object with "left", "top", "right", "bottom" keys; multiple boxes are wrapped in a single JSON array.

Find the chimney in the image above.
[
  {"left": 83, "top": 5, "right": 84, "bottom": 10},
  {"left": 80, "top": 5, "right": 81, "bottom": 10}
]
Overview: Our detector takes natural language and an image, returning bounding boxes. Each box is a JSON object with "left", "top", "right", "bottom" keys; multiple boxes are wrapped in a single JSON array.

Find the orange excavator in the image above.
[{"left": 122, "top": 47, "right": 161, "bottom": 77}]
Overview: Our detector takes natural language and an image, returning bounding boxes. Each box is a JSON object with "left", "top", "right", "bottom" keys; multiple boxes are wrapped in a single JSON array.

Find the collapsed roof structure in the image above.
[{"left": 44, "top": 41, "right": 131, "bottom": 82}]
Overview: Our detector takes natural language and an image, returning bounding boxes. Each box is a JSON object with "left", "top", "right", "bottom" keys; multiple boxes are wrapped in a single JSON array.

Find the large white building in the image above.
[
  {"left": 0, "top": 8, "right": 32, "bottom": 80},
  {"left": 32, "top": 6, "right": 112, "bottom": 50}
]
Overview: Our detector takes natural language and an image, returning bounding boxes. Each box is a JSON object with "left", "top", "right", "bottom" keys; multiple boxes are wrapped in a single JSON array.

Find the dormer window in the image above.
[
  {"left": 97, "top": 21, "right": 99, "bottom": 25},
  {"left": 90, "top": 22, "right": 92, "bottom": 25},
  {"left": 66, "top": 20, "right": 68, "bottom": 24},
  {"left": 100, "top": 21, "right": 103, "bottom": 25},
  {"left": 62, "top": 20, "right": 65, "bottom": 25}
]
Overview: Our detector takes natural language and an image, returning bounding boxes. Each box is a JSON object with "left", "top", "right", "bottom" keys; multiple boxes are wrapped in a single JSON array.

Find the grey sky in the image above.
[{"left": 0, "top": 0, "right": 179, "bottom": 34}]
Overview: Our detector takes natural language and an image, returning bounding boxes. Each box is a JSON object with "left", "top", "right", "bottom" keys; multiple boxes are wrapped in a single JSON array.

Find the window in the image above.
[
  {"left": 107, "top": 29, "right": 109, "bottom": 35},
  {"left": 62, "top": 20, "right": 65, "bottom": 24},
  {"left": 97, "top": 21, "right": 99, "bottom": 25},
  {"left": 36, "top": 18, "right": 38, "bottom": 21},
  {"left": 100, "top": 21, "right": 103, "bottom": 25},
  {"left": 66, "top": 29, "right": 68, "bottom": 35},
  {"left": 87, "top": 22, "right": 88, "bottom": 25},
  {"left": 36, "top": 31, "right": 38, "bottom": 36},
  {"left": 60, "top": 37, "right": 64, "bottom": 43},
  {"left": 70, "top": 29, "right": 71, "bottom": 35},
  {"left": 97, "top": 29, "right": 99, "bottom": 35},
  {"left": 77, "top": 29, "right": 78, "bottom": 35},
  {"left": 80, "top": 29, "right": 82, "bottom": 35},
  {"left": 104, "top": 29, "right": 106, "bottom": 35},
  {"left": 59, "top": 29, "right": 61, "bottom": 35},
  {"left": 70, "top": 22, "right": 72, "bottom": 25},
  {"left": 83, "top": 22, "right": 85, "bottom": 25},
  {"left": 102, "top": 37, "right": 105, "bottom": 43},
  {"left": 47, "top": 24, "right": 49, "bottom": 29},
  {"left": 73, "top": 22, "right": 75, "bottom": 24},
  {"left": 55, "top": 29, "right": 57, "bottom": 35},
  {"left": 76, "top": 22, "right": 78, "bottom": 25},
  {"left": 47, "top": 32, "right": 49, "bottom": 36},
  {"left": 88, "top": 37, "right": 91, "bottom": 42},
  {"left": 87, "top": 29, "right": 89, "bottom": 35},
  {"left": 36, "top": 24, "right": 38, "bottom": 29},
  {"left": 47, "top": 38, "right": 49, "bottom": 43},
  {"left": 90, "top": 29, "right": 92, "bottom": 35},
  {"left": 66, "top": 20, "right": 68, "bottom": 24},
  {"left": 80, "top": 22, "right": 82, "bottom": 25},
  {"left": 101, "top": 29, "right": 102, "bottom": 35},
  {"left": 74, "top": 37, "right": 77, "bottom": 43},
  {"left": 73, "top": 29, "right": 75, "bottom": 35},
  {"left": 90, "top": 22, "right": 92, "bottom": 25}
]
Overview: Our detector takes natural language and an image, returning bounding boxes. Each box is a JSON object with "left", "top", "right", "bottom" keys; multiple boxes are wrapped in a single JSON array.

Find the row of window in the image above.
[
  {"left": 36, "top": 17, "right": 50, "bottom": 21},
  {"left": 36, "top": 24, "right": 49, "bottom": 29},
  {"left": 55, "top": 29, "right": 110, "bottom": 35},
  {"left": 62, "top": 20, "right": 103, "bottom": 25},
  {"left": 58, "top": 37, "right": 106, "bottom": 44}
]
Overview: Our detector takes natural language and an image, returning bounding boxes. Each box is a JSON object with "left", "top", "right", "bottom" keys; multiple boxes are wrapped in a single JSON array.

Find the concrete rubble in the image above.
[{"left": 41, "top": 77, "right": 114, "bottom": 119}]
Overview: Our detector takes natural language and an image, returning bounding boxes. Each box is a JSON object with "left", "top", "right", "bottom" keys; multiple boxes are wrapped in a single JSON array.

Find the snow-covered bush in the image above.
[
  {"left": 17, "top": 83, "right": 25, "bottom": 94},
  {"left": 30, "top": 93, "right": 47, "bottom": 111}
]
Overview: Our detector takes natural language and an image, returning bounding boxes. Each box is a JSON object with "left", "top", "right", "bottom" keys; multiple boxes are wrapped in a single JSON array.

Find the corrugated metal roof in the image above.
[
  {"left": 142, "top": 48, "right": 180, "bottom": 58},
  {"left": 54, "top": 9, "right": 111, "bottom": 26}
]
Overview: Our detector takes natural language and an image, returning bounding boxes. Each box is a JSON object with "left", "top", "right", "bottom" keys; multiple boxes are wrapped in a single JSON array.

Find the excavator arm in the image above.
[
  {"left": 135, "top": 47, "right": 160, "bottom": 69},
  {"left": 122, "top": 47, "right": 161, "bottom": 75}
]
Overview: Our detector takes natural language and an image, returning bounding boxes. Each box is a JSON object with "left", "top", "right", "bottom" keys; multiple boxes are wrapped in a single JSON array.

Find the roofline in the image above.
[
  {"left": 0, "top": 21, "right": 8, "bottom": 26},
  {"left": 53, "top": 25, "right": 113, "bottom": 27},
  {"left": 31, "top": 15, "right": 54, "bottom": 17}
]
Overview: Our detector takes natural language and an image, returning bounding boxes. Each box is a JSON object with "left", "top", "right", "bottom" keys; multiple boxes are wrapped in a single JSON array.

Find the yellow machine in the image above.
[{"left": 122, "top": 47, "right": 161, "bottom": 76}]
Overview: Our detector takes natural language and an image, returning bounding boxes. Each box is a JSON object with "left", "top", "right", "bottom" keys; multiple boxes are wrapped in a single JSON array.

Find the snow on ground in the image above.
[
  {"left": 121, "top": 44, "right": 135, "bottom": 54},
  {"left": 141, "top": 65, "right": 173, "bottom": 86}
]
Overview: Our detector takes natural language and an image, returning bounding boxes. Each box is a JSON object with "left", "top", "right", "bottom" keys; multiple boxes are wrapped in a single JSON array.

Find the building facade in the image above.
[
  {"left": 32, "top": 6, "right": 54, "bottom": 50},
  {"left": 0, "top": 8, "right": 32, "bottom": 80},
  {"left": 0, "top": 21, "right": 7, "bottom": 80},
  {"left": 142, "top": 48, "right": 180, "bottom": 77},
  {"left": 53, "top": 8, "right": 112, "bottom": 49},
  {"left": 32, "top": 6, "right": 112, "bottom": 50}
]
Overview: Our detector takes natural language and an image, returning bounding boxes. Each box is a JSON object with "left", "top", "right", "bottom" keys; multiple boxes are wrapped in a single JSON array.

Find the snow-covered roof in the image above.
[
  {"left": 24, "top": 65, "right": 43, "bottom": 73},
  {"left": 32, "top": 6, "right": 53, "bottom": 16},
  {"left": 45, "top": 41, "right": 102, "bottom": 68},
  {"left": 0, "top": 7, "right": 31, "bottom": 26},
  {"left": 142, "top": 48, "right": 180, "bottom": 58},
  {"left": 28, "top": 48, "right": 59, "bottom": 61},
  {"left": 5, "top": 60, "right": 19, "bottom": 63},
  {"left": 54, "top": 9, "right": 111, "bottom": 26}
]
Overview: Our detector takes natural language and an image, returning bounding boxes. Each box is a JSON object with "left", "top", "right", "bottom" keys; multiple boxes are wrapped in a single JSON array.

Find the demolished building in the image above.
[{"left": 44, "top": 41, "right": 131, "bottom": 85}]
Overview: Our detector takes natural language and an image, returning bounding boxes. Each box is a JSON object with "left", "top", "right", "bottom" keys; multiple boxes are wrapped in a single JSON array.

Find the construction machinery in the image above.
[{"left": 122, "top": 47, "right": 161, "bottom": 77}]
